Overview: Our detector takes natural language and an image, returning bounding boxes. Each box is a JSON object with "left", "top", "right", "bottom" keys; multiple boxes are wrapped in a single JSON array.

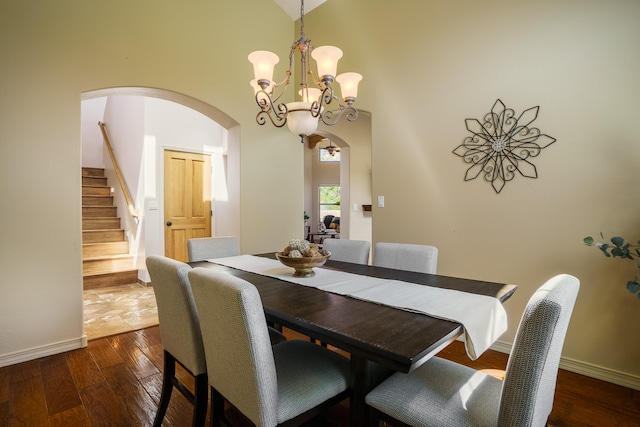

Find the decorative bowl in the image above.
[{"left": 275, "top": 252, "right": 331, "bottom": 278}]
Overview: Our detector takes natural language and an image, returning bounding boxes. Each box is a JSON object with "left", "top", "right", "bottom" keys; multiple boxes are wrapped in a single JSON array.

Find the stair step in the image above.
[
  {"left": 83, "top": 254, "right": 134, "bottom": 275},
  {"left": 83, "top": 229, "right": 125, "bottom": 243},
  {"left": 83, "top": 241, "right": 129, "bottom": 257},
  {"left": 82, "top": 186, "right": 111, "bottom": 196},
  {"left": 83, "top": 206, "right": 117, "bottom": 217},
  {"left": 81, "top": 167, "right": 138, "bottom": 290},
  {"left": 83, "top": 217, "right": 121, "bottom": 230},
  {"left": 83, "top": 269, "right": 139, "bottom": 290},
  {"left": 82, "top": 167, "right": 105, "bottom": 178},
  {"left": 82, "top": 176, "right": 107, "bottom": 186},
  {"left": 82, "top": 195, "right": 114, "bottom": 206}
]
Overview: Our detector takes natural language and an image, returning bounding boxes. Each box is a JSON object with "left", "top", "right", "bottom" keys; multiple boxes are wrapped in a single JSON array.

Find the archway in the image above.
[
  {"left": 303, "top": 111, "right": 372, "bottom": 246},
  {"left": 80, "top": 87, "right": 241, "bottom": 339}
]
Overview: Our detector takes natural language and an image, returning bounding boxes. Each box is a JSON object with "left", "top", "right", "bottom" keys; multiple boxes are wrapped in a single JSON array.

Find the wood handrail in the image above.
[{"left": 98, "top": 122, "right": 139, "bottom": 220}]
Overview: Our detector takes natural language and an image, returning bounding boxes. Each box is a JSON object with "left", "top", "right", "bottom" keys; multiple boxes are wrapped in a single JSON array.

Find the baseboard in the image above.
[
  {"left": 0, "top": 334, "right": 88, "bottom": 368},
  {"left": 490, "top": 340, "right": 640, "bottom": 391},
  {"left": 138, "top": 278, "right": 152, "bottom": 287}
]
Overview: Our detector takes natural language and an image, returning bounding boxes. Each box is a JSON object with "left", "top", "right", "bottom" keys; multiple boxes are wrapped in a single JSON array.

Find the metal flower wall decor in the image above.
[{"left": 453, "top": 99, "right": 556, "bottom": 194}]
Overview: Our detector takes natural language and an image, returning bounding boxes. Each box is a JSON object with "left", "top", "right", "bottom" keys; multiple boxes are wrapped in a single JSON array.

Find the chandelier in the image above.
[{"left": 248, "top": 0, "right": 362, "bottom": 142}]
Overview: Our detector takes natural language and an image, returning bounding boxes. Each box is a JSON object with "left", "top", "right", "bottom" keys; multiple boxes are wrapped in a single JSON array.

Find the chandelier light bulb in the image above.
[
  {"left": 298, "top": 87, "right": 322, "bottom": 103},
  {"left": 311, "top": 46, "right": 343, "bottom": 82},
  {"left": 336, "top": 72, "right": 362, "bottom": 103},
  {"left": 248, "top": 50, "right": 279, "bottom": 83}
]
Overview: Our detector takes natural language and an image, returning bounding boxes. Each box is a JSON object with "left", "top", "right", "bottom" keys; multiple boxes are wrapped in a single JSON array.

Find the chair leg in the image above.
[
  {"left": 153, "top": 350, "right": 176, "bottom": 427},
  {"left": 192, "top": 373, "right": 209, "bottom": 427},
  {"left": 368, "top": 406, "right": 381, "bottom": 427},
  {"left": 211, "top": 387, "right": 225, "bottom": 427}
]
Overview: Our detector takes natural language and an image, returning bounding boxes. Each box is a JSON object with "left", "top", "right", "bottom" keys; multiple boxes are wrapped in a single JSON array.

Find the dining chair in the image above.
[
  {"left": 323, "top": 238, "right": 371, "bottom": 264},
  {"left": 146, "top": 256, "right": 287, "bottom": 426},
  {"left": 146, "top": 255, "right": 209, "bottom": 427},
  {"left": 372, "top": 242, "right": 438, "bottom": 274},
  {"left": 188, "top": 267, "right": 352, "bottom": 427},
  {"left": 187, "top": 236, "right": 240, "bottom": 262},
  {"left": 365, "top": 273, "right": 580, "bottom": 427}
]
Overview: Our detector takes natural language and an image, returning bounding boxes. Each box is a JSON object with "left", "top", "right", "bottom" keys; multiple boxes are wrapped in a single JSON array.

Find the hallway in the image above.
[{"left": 83, "top": 284, "right": 158, "bottom": 340}]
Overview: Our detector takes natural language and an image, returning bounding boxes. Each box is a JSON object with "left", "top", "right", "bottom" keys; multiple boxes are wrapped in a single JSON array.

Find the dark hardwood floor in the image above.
[{"left": 0, "top": 326, "right": 638, "bottom": 426}]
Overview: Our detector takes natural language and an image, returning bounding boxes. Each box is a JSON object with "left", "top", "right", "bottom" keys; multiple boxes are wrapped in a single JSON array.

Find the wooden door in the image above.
[{"left": 164, "top": 150, "right": 212, "bottom": 261}]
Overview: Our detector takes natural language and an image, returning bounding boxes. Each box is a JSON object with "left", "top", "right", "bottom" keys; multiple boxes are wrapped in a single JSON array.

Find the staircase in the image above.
[{"left": 82, "top": 167, "right": 138, "bottom": 290}]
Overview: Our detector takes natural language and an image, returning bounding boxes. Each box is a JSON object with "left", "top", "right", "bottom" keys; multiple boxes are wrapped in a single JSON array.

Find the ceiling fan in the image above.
[{"left": 323, "top": 141, "right": 340, "bottom": 156}]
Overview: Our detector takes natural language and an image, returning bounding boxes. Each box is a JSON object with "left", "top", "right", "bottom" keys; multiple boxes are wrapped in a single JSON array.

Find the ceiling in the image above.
[{"left": 273, "top": 0, "right": 326, "bottom": 20}]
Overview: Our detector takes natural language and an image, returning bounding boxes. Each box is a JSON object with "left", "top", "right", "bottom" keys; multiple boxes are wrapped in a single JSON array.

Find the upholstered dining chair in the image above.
[
  {"left": 372, "top": 242, "right": 439, "bottom": 274},
  {"left": 323, "top": 239, "right": 371, "bottom": 264},
  {"left": 146, "top": 256, "right": 287, "bottom": 426},
  {"left": 187, "top": 236, "right": 240, "bottom": 262},
  {"left": 146, "top": 255, "right": 208, "bottom": 427},
  {"left": 188, "top": 267, "right": 352, "bottom": 427},
  {"left": 365, "top": 274, "right": 580, "bottom": 427}
]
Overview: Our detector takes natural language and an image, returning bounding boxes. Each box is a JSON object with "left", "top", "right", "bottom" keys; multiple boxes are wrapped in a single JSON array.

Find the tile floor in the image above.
[{"left": 83, "top": 283, "right": 159, "bottom": 340}]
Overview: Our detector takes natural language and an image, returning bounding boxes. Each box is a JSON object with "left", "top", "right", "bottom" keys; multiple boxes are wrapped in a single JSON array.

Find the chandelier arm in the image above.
[
  {"left": 255, "top": 92, "right": 288, "bottom": 120},
  {"left": 311, "top": 86, "right": 336, "bottom": 119},
  {"left": 256, "top": 103, "right": 288, "bottom": 128},
  {"left": 320, "top": 105, "right": 359, "bottom": 126},
  {"left": 269, "top": 78, "right": 291, "bottom": 105}
]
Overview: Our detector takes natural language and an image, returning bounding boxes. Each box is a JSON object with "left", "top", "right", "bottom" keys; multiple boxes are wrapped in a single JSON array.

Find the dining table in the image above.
[{"left": 189, "top": 253, "right": 517, "bottom": 426}]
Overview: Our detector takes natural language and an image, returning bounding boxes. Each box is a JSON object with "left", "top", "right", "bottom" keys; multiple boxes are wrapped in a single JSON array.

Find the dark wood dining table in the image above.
[{"left": 190, "top": 253, "right": 517, "bottom": 426}]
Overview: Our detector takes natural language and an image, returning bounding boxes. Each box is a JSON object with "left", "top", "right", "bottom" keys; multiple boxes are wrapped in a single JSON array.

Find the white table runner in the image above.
[{"left": 206, "top": 255, "right": 507, "bottom": 360}]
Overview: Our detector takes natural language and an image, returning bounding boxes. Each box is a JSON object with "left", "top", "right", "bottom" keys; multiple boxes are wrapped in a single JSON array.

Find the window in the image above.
[
  {"left": 319, "top": 185, "right": 340, "bottom": 225},
  {"left": 319, "top": 148, "right": 340, "bottom": 162}
]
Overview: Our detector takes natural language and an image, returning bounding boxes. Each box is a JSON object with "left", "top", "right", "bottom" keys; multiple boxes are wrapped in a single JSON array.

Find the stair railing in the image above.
[{"left": 98, "top": 121, "right": 140, "bottom": 220}]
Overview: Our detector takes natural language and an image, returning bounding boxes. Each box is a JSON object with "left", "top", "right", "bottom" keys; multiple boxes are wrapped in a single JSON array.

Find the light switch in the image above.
[
  {"left": 353, "top": 203, "right": 359, "bottom": 211},
  {"left": 149, "top": 200, "right": 158, "bottom": 210},
  {"left": 377, "top": 196, "right": 385, "bottom": 208}
]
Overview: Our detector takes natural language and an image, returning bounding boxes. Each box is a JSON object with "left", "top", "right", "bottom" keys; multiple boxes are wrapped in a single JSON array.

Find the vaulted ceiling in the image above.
[{"left": 274, "top": 0, "right": 326, "bottom": 20}]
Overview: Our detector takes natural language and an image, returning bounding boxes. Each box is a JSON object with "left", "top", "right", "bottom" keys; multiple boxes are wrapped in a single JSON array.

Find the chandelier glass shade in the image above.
[{"left": 248, "top": 0, "right": 362, "bottom": 142}]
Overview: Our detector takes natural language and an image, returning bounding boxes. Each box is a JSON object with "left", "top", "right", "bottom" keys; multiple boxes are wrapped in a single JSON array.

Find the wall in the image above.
[
  {"left": 306, "top": 0, "right": 640, "bottom": 387},
  {"left": 0, "top": 0, "right": 297, "bottom": 366},
  {"left": 81, "top": 98, "right": 107, "bottom": 168}
]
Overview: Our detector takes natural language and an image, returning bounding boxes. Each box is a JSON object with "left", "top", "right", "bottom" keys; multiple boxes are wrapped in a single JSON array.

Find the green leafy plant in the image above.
[
  {"left": 304, "top": 211, "right": 310, "bottom": 221},
  {"left": 584, "top": 233, "right": 640, "bottom": 300}
]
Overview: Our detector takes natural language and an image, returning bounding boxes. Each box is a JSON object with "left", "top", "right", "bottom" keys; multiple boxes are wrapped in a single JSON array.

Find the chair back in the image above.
[
  {"left": 373, "top": 242, "right": 438, "bottom": 274},
  {"left": 146, "top": 255, "right": 206, "bottom": 376},
  {"left": 323, "top": 215, "right": 335, "bottom": 229},
  {"left": 189, "top": 268, "right": 279, "bottom": 427},
  {"left": 323, "top": 239, "right": 371, "bottom": 264},
  {"left": 187, "top": 236, "right": 240, "bottom": 262},
  {"left": 498, "top": 274, "right": 579, "bottom": 427}
]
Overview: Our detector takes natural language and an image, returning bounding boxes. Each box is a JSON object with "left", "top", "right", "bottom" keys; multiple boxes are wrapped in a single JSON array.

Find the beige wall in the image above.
[
  {"left": 1, "top": 0, "right": 639, "bottom": 389},
  {"left": 306, "top": 0, "right": 640, "bottom": 386}
]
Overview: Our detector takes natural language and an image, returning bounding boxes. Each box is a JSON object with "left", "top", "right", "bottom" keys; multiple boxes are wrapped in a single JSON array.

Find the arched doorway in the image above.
[
  {"left": 80, "top": 87, "right": 241, "bottom": 339},
  {"left": 303, "top": 111, "right": 372, "bottom": 245}
]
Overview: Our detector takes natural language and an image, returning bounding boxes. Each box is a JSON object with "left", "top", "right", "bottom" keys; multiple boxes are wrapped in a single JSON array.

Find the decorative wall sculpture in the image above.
[{"left": 453, "top": 99, "right": 556, "bottom": 194}]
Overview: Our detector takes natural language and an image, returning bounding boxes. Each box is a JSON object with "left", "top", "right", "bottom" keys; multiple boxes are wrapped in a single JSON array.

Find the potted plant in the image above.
[
  {"left": 304, "top": 211, "right": 310, "bottom": 225},
  {"left": 584, "top": 233, "right": 640, "bottom": 300}
]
